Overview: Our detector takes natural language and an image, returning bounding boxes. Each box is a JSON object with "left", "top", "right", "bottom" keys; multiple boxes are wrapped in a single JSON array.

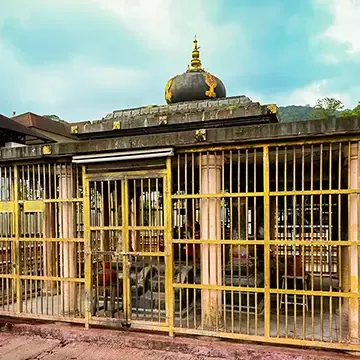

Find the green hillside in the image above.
[{"left": 278, "top": 105, "right": 316, "bottom": 122}]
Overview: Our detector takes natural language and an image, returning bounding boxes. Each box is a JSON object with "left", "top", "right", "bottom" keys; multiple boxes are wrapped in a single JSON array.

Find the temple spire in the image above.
[{"left": 189, "top": 35, "right": 202, "bottom": 71}]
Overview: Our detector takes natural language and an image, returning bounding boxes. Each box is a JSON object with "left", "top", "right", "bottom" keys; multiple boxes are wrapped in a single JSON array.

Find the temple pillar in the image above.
[
  {"left": 200, "top": 154, "right": 222, "bottom": 328},
  {"left": 348, "top": 144, "right": 359, "bottom": 342},
  {"left": 341, "top": 144, "right": 359, "bottom": 342},
  {"left": 58, "top": 165, "right": 78, "bottom": 316}
]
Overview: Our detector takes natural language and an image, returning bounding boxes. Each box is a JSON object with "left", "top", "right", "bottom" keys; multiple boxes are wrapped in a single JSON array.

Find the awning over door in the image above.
[{"left": 72, "top": 148, "right": 174, "bottom": 164}]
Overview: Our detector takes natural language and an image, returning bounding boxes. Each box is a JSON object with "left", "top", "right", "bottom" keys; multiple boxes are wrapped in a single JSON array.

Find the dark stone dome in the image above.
[{"left": 165, "top": 38, "right": 226, "bottom": 104}]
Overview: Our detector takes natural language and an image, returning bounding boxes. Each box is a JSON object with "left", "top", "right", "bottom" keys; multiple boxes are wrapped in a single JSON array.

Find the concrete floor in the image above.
[
  {"left": 0, "top": 333, "right": 224, "bottom": 360},
  {"left": 0, "top": 322, "right": 358, "bottom": 360}
]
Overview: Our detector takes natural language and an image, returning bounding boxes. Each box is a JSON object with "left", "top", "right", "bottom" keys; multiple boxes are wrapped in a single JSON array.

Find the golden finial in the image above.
[{"left": 189, "top": 35, "right": 202, "bottom": 71}]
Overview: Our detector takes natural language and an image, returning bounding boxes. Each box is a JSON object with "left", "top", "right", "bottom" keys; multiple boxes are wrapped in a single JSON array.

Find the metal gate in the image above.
[
  {"left": 84, "top": 167, "right": 172, "bottom": 330},
  {"left": 0, "top": 140, "right": 360, "bottom": 351}
]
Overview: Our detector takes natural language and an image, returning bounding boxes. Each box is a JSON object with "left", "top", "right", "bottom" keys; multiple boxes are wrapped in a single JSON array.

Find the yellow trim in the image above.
[
  {"left": 0, "top": 201, "right": 15, "bottom": 213},
  {"left": 165, "top": 77, "right": 175, "bottom": 103},
  {"left": 204, "top": 72, "right": 217, "bottom": 98}
]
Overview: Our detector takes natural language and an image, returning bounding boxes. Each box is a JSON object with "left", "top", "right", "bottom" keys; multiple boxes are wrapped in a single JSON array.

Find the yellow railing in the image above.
[{"left": 0, "top": 137, "right": 358, "bottom": 350}]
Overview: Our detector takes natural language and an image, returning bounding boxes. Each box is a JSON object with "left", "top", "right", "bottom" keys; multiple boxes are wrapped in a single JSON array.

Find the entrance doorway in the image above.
[{"left": 87, "top": 170, "right": 170, "bottom": 327}]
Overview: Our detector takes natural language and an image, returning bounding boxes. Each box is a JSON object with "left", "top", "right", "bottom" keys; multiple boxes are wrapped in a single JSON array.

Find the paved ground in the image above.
[
  {"left": 0, "top": 321, "right": 359, "bottom": 360},
  {"left": 0, "top": 333, "right": 224, "bottom": 360}
]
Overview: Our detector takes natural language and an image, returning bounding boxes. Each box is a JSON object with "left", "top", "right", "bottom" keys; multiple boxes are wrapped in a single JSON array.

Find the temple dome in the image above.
[{"left": 165, "top": 38, "right": 226, "bottom": 104}]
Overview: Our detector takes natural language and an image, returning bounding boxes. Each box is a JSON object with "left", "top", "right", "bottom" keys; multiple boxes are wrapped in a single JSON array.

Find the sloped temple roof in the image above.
[{"left": 0, "top": 114, "right": 53, "bottom": 146}]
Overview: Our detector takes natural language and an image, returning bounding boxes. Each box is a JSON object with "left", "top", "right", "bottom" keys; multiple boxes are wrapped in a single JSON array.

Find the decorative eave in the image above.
[
  {"left": 1, "top": 115, "right": 360, "bottom": 163},
  {"left": 72, "top": 96, "right": 279, "bottom": 137}
]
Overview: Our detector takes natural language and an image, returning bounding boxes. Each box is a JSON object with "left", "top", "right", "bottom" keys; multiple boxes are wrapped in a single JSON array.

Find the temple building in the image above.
[{"left": 0, "top": 38, "right": 359, "bottom": 352}]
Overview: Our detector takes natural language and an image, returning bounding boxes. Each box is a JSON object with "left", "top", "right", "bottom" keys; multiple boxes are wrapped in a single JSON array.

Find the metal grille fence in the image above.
[
  {"left": 0, "top": 138, "right": 358, "bottom": 351},
  {"left": 0, "top": 162, "right": 85, "bottom": 322}
]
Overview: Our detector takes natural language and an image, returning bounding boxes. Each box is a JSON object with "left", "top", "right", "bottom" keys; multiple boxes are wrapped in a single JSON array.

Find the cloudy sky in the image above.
[{"left": 1, "top": 0, "right": 359, "bottom": 122}]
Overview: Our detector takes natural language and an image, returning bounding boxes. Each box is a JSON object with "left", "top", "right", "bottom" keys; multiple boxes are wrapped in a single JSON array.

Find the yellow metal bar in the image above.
[
  {"left": 165, "top": 157, "right": 174, "bottom": 336},
  {"left": 0, "top": 274, "right": 85, "bottom": 283},
  {"left": 90, "top": 226, "right": 124, "bottom": 231},
  {"left": 269, "top": 289, "right": 359, "bottom": 297},
  {"left": 172, "top": 239, "right": 265, "bottom": 245},
  {"left": 89, "top": 317, "right": 169, "bottom": 332},
  {"left": 128, "top": 226, "right": 165, "bottom": 231},
  {"left": 83, "top": 166, "right": 92, "bottom": 329},
  {"left": 270, "top": 240, "right": 353, "bottom": 246},
  {"left": 122, "top": 179, "right": 131, "bottom": 323},
  {"left": 173, "top": 283, "right": 265, "bottom": 293},
  {"left": 89, "top": 226, "right": 164, "bottom": 231},
  {"left": 174, "top": 327, "right": 360, "bottom": 352},
  {"left": 270, "top": 189, "right": 360, "bottom": 196},
  {"left": 0, "top": 311, "right": 85, "bottom": 324},
  {"left": 0, "top": 201, "right": 15, "bottom": 212},
  {"left": 100, "top": 251, "right": 166, "bottom": 257},
  {"left": 18, "top": 237, "right": 85, "bottom": 243},
  {"left": 14, "top": 165, "right": 22, "bottom": 313},
  {"left": 18, "top": 275, "right": 85, "bottom": 282},
  {"left": 18, "top": 198, "right": 83, "bottom": 204},
  {"left": 44, "top": 198, "right": 83, "bottom": 203},
  {"left": 172, "top": 192, "right": 264, "bottom": 199},
  {"left": 263, "top": 146, "right": 271, "bottom": 337}
]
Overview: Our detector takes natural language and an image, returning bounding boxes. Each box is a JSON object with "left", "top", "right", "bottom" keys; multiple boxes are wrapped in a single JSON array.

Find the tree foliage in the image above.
[
  {"left": 340, "top": 103, "right": 360, "bottom": 117},
  {"left": 312, "top": 97, "right": 344, "bottom": 119},
  {"left": 43, "top": 114, "right": 62, "bottom": 121},
  {"left": 279, "top": 98, "right": 360, "bottom": 122}
]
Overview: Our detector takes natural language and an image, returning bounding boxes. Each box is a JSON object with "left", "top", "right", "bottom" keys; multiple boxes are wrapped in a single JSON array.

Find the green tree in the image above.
[
  {"left": 43, "top": 114, "right": 62, "bottom": 121},
  {"left": 340, "top": 102, "right": 360, "bottom": 117},
  {"left": 312, "top": 97, "right": 344, "bottom": 119}
]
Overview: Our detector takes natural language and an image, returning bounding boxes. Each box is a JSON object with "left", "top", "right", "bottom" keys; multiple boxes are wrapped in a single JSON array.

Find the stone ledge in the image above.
[
  {"left": 79, "top": 96, "right": 260, "bottom": 134},
  {"left": 1, "top": 116, "right": 360, "bottom": 162}
]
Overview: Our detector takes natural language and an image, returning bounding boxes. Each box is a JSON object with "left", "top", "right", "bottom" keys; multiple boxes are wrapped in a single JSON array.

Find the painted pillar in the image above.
[
  {"left": 200, "top": 154, "right": 222, "bottom": 328},
  {"left": 58, "top": 165, "right": 78, "bottom": 316},
  {"left": 348, "top": 144, "right": 359, "bottom": 342}
]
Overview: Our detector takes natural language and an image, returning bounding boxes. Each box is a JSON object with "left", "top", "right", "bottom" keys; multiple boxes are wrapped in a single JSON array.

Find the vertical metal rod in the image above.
[
  {"left": 263, "top": 146, "right": 271, "bottom": 338},
  {"left": 338, "top": 143, "right": 343, "bottom": 340},
  {"left": 165, "top": 158, "right": 174, "bottom": 335},
  {"left": 14, "top": 165, "right": 22, "bottom": 313},
  {"left": 122, "top": 179, "right": 131, "bottom": 324},
  {"left": 301, "top": 145, "right": 306, "bottom": 340},
  {"left": 83, "top": 166, "right": 91, "bottom": 328},
  {"left": 275, "top": 147, "right": 280, "bottom": 337},
  {"left": 254, "top": 148, "right": 258, "bottom": 336},
  {"left": 292, "top": 147, "right": 297, "bottom": 339},
  {"left": 329, "top": 143, "right": 333, "bottom": 341},
  {"left": 284, "top": 148, "right": 288, "bottom": 338},
  {"left": 319, "top": 144, "right": 324, "bottom": 341}
]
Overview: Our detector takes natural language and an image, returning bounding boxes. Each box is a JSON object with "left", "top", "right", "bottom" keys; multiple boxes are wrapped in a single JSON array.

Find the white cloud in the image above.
[
  {"left": 0, "top": 0, "right": 242, "bottom": 120},
  {"left": 316, "top": 0, "right": 360, "bottom": 56},
  {"left": 0, "top": 36, "right": 144, "bottom": 120},
  {"left": 87, "top": 0, "right": 239, "bottom": 55},
  {"left": 246, "top": 80, "right": 358, "bottom": 109}
]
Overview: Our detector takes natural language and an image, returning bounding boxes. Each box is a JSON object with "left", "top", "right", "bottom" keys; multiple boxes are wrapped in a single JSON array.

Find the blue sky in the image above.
[{"left": 0, "top": 0, "right": 359, "bottom": 122}]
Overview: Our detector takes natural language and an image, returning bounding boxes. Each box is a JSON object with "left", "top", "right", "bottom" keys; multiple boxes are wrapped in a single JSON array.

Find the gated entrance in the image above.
[{"left": 84, "top": 166, "right": 173, "bottom": 330}]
